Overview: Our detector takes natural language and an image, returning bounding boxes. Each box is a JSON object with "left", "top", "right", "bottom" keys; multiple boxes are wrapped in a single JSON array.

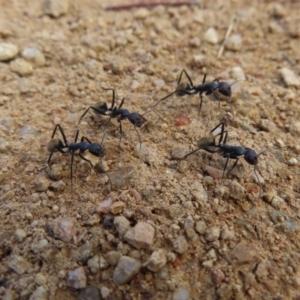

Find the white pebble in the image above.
[
  {"left": 21, "top": 47, "right": 45, "bottom": 67},
  {"left": 0, "top": 43, "right": 18, "bottom": 61},
  {"left": 42, "top": 0, "right": 69, "bottom": 18},
  {"left": 288, "top": 158, "right": 298, "bottom": 166},
  {"left": 279, "top": 68, "right": 300, "bottom": 87},
  {"left": 204, "top": 27, "right": 219, "bottom": 44},
  {"left": 225, "top": 34, "right": 243, "bottom": 51}
]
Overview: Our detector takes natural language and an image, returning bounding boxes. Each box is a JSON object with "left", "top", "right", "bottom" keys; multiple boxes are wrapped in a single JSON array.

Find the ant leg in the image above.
[
  {"left": 178, "top": 69, "right": 194, "bottom": 87},
  {"left": 152, "top": 110, "right": 168, "bottom": 124},
  {"left": 119, "top": 121, "right": 123, "bottom": 146},
  {"left": 210, "top": 123, "right": 226, "bottom": 145},
  {"left": 181, "top": 147, "right": 202, "bottom": 160},
  {"left": 119, "top": 98, "right": 125, "bottom": 109},
  {"left": 253, "top": 164, "right": 262, "bottom": 198},
  {"left": 52, "top": 124, "right": 68, "bottom": 146},
  {"left": 100, "top": 130, "right": 107, "bottom": 146},
  {"left": 226, "top": 158, "right": 239, "bottom": 177},
  {"left": 211, "top": 90, "right": 221, "bottom": 110},
  {"left": 78, "top": 107, "right": 107, "bottom": 124},
  {"left": 142, "top": 90, "right": 179, "bottom": 116},
  {"left": 47, "top": 147, "right": 68, "bottom": 167},
  {"left": 47, "top": 150, "right": 55, "bottom": 168},
  {"left": 223, "top": 129, "right": 228, "bottom": 144},
  {"left": 197, "top": 93, "right": 204, "bottom": 119},
  {"left": 74, "top": 130, "right": 79, "bottom": 143},
  {"left": 81, "top": 136, "right": 92, "bottom": 144},
  {"left": 70, "top": 151, "right": 76, "bottom": 189},
  {"left": 103, "top": 88, "right": 116, "bottom": 110},
  {"left": 222, "top": 156, "right": 230, "bottom": 177},
  {"left": 202, "top": 73, "right": 207, "bottom": 84},
  {"left": 133, "top": 126, "right": 143, "bottom": 149},
  {"left": 79, "top": 153, "right": 94, "bottom": 168}
]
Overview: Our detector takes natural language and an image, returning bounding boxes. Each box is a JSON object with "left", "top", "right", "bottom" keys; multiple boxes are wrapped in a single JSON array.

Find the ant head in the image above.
[
  {"left": 47, "top": 139, "right": 64, "bottom": 152},
  {"left": 89, "top": 143, "right": 104, "bottom": 158},
  {"left": 128, "top": 113, "right": 147, "bottom": 127},
  {"left": 244, "top": 148, "right": 258, "bottom": 165},
  {"left": 218, "top": 82, "right": 232, "bottom": 97}
]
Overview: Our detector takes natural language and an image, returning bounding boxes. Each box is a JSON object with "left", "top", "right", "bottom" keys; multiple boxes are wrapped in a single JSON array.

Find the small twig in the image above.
[
  {"left": 106, "top": 1, "right": 198, "bottom": 11},
  {"left": 217, "top": 16, "right": 236, "bottom": 59}
]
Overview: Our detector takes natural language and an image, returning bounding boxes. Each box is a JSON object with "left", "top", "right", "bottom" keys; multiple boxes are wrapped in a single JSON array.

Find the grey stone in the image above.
[
  {"left": 67, "top": 267, "right": 87, "bottom": 289},
  {"left": 8, "top": 254, "right": 32, "bottom": 274},
  {"left": 114, "top": 216, "right": 130, "bottom": 237},
  {"left": 113, "top": 256, "right": 141, "bottom": 285},
  {"left": 173, "top": 235, "right": 188, "bottom": 254},
  {"left": 78, "top": 286, "right": 100, "bottom": 300},
  {"left": 29, "top": 286, "right": 48, "bottom": 300}
]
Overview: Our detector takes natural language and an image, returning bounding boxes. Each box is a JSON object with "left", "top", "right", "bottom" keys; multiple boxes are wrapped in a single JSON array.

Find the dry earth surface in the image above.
[{"left": 0, "top": 0, "right": 300, "bottom": 299}]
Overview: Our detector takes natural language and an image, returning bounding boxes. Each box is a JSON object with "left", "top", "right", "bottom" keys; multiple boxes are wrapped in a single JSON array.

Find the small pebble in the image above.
[
  {"left": 0, "top": 43, "right": 18, "bottom": 61},
  {"left": 29, "top": 286, "right": 48, "bottom": 300},
  {"left": 7, "top": 254, "right": 32, "bottom": 274},
  {"left": 196, "top": 221, "right": 207, "bottom": 235},
  {"left": 15, "top": 229, "right": 27, "bottom": 243},
  {"left": 204, "top": 27, "right": 219, "bottom": 44},
  {"left": 101, "top": 286, "right": 110, "bottom": 299},
  {"left": 113, "top": 256, "right": 141, "bottom": 285},
  {"left": 50, "top": 180, "right": 66, "bottom": 191},
  {"left": 67, "top": 267, "right": 87, "bottom": 289},
  {"left": 105, "top": 251, "right": 122, "bottom": 266},
  {"left": 279, "top": 68, "right": 300, "bottom": 87},
  {"left": 96, "top": 196, "right": 113, "bottom": 214},
  {"left": 230, "top": 66, "right": 246, "bottom": 81},
  {"left": 220, "top": 228, "right": 235, "bottom": 240},
  {"left": 134, "top": 8, "right": 150, "bottom": 19},
  {"left": 173, "top": 235, "right": 188, "bottom": 254},
  {"left": 175, "top": 115, "right": 191, "bottom": 127},
  {"left": 10, "top": 58, "right": 33, "bottom": 76},
  {"left": 271, "top": 195, "right": 284, "bottom": 208},
  {"left": 172, "top": 287, "right": 190, "bottom": 300},
  {"left": 78, "top": 286, "right": 100, "bottom": 300},
  {"left": 114, "top": 216, "right": 131, "bottom": 237},
  {"left": 225, "top": 34, "right": 243, "bottom": 51},
  {"left": 52, "top": 218, "right": 76, "bottom": 242},
  {"left": 21, "top": 47, "right": 45, "bottom": 67},
  {"left": 288, "top": 158, "right": 298, "bottom": 166},
  {"left": 144, "top": 249, "right": 167, "bottom": 272},
  {"left": 110, "top": 201, "right": 126, "bottom": 214},
  {"left": 205, "top": 227, "right": 221, "bottom": 242},
  {"left": 42, "top": 0, "right": 69, "bottom": 18},
  {"left": 124, "top": 222, "right": 155, "bottom": 249}
]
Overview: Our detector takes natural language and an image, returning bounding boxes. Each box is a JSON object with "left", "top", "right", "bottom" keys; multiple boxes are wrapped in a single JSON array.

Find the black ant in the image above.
[
  {"left": 181, "top": 123, "right": 267, "bottom": 197},
  {"left": 47, "top": 124, "right": 112, "bottom": 189},
  {"left": 144, "top": 69, "right": 244, "bottom": 120},
  {"left": 79, "top": 88, "right": 147, "bottom": 149}
]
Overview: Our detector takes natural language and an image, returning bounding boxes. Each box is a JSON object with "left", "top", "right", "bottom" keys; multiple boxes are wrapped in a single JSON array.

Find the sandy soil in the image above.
[{"left": 0, "top": 0, "right": 300, "bottom": 299}]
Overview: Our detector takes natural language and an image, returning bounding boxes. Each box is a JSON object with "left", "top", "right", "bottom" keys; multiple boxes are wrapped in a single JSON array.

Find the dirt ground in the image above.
[{"left": 0, "top": 0, "right": 300, "bottom": 299}]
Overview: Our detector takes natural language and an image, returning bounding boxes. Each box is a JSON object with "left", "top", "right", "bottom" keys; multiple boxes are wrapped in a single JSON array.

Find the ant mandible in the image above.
[
  {"left": 47, "top": 124, "right": 112, "bottom": 189},
  {"left": 181, "top": 123, "right": 267, "bottom": 197}
]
